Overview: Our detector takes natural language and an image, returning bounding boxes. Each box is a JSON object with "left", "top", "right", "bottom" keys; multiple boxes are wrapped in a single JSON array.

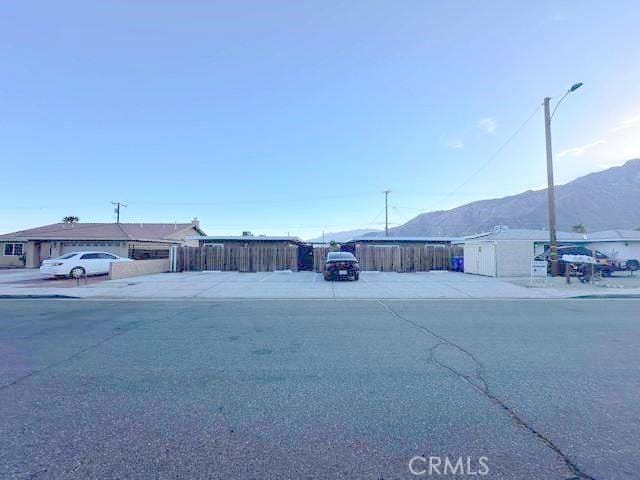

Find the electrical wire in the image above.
[{"left": 401, "top": 103, "right": 543, "bottom": 215}]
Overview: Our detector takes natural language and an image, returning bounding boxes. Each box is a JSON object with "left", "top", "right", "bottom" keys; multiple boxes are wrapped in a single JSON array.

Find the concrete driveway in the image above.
[
  {"left": 2, "top": 270, "right": 640, "bottom": 299},
  {"left": 69, "top": 271, "right": 566, "bottom": 299},
  {"left": 0, "top": 268, "right": 106, "bottom": 293}
]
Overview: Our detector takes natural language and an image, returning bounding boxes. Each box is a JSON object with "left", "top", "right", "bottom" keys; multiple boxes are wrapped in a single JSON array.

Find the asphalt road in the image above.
[{"left": 1, "top": 299, "right": 639, "bottom": 479}]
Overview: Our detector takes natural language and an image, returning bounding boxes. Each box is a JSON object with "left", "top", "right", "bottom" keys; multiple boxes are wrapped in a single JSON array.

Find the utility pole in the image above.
[
  {"left": 111, "top": 201, "right": 127, "bottom": 224},
  {"left": 543, "top": 97, "right": 559, "bottom": 276},
  {"left": 384, "top": 189, "right": 391, "bottom": 237},
  {"left": 542, "top": 82, "right": 583, "bottom": 276}
]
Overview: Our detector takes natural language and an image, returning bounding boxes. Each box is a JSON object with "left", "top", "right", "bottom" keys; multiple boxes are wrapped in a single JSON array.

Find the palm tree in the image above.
[
  {"left": 62, "top": 216, "right": 79, "bottom": 224},
  {"left": 571, "top": 224, "right": 586, "bottom": 233}
]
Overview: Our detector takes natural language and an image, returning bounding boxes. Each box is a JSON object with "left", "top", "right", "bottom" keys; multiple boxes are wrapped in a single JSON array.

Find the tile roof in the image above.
[{"left": 0, "top": 223, "right": 199, "bottom": 242}]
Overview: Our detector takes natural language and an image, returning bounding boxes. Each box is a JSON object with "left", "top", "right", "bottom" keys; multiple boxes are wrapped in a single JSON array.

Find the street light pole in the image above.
[
  {"left": 384, "top": 189, "right": 391, "bottom": 237},
  {"left": 543, "top": 83, "right": 583, "bottom": 276},
  {"left": 543, "top": 97, "right": 559, "bottom": 276}
]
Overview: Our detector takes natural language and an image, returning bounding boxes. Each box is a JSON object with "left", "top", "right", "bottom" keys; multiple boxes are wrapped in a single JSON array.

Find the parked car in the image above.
[
  {"left": 615, "top": 259, "right": 639, "bottom": 272},
  {"left": 534, "top": 246, "right": 614, "bottom": 276},
  {"left": 40, "top": 251, "right": 133, "bottom": 278},
  {"left": 324, "top": 251, "right": 360, "bottom": 281}
]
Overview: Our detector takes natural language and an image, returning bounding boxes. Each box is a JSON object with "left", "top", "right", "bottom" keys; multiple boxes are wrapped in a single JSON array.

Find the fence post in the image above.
[{"left": 169, "top": 246, "right": 178, "bottom": 272}]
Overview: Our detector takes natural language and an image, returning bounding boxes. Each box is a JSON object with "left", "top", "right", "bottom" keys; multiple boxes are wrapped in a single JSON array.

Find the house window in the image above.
[{"left": 4, "top": 243, "right": 24, "bottom": 256}]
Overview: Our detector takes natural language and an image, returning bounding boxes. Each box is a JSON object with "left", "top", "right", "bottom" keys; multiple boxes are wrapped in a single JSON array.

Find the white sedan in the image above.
[{"left": 40, "top": 251, "right": 133, "bottom": 278}]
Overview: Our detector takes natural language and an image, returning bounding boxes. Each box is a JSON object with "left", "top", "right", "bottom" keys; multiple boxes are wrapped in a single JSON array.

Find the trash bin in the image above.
[{"left": 450, "top": 256, "right": 463, "bottom": 272}]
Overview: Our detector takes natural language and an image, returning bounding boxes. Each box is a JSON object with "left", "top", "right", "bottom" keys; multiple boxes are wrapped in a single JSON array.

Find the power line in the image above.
[
  {"left": 391, "top": 205, "right": 410, "bottom": 224},
  {"left": 410, "top": 103, "right": 543, "bottom": 215},
  {"left": 383, "top": 189, "right": 391, "bottom": 236}
]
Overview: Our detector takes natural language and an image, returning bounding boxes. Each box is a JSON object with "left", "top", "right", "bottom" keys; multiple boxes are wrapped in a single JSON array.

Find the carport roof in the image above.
[
  {"left": 190, "top": 235, "right": 304, "bottom": 242},
  {"left": 348, "top": 236, "right": 461, "bottom": 243}
]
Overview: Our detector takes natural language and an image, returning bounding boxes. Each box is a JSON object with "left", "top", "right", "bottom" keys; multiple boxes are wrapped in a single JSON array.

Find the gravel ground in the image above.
[{"left": 1, "top": 299, "right": 639, "bottom": 479}]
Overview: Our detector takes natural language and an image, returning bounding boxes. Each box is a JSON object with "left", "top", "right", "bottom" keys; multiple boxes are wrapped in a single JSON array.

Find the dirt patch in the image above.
[{"left": 14, "top": 275, "right": 108, "bottom": 289}]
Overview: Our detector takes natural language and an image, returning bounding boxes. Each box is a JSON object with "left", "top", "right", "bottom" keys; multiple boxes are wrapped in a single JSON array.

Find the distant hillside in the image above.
[
  {"left": 366, "top": 159, "right": 640, "bottom": 236},
  {"left": 307, "top": 229, "right": 380, "bottom": 243}
]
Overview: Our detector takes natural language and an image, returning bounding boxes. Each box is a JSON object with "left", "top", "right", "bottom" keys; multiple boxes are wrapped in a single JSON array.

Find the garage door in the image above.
[
  {"left": 464, "top": 243, "right": 496, "bottom": 276},
  {"left": 60, "top": 242, "right": 126, "bottom": 257}
]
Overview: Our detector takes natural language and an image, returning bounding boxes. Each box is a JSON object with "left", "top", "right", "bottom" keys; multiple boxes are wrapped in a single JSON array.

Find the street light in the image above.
[{"left": 543, "top": 82, "right": 583, "bottom": 276}]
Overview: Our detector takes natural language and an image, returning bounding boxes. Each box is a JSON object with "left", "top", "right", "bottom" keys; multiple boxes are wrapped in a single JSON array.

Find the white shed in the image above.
[{"left": 463, "top": 228, "right": 585, "bottom": 277}]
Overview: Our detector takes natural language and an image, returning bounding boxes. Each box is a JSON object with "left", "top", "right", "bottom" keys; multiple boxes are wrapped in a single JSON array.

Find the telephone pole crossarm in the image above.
[{"left": 111, "top": 201, "right": 127, "bottom": 224}]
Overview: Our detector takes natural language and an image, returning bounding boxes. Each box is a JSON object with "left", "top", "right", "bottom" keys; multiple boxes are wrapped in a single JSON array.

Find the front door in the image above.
[{"left": 31, "top": 243, "right": 41, "bottom": 268}]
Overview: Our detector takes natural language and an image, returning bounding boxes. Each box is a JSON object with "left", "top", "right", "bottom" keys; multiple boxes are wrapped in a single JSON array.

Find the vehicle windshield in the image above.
[
  {"left": 57, "top": 253, "right": 78, "bottom": 259},
  {"left": 327, "top": 252, "right": 356, "bottom": 261}
]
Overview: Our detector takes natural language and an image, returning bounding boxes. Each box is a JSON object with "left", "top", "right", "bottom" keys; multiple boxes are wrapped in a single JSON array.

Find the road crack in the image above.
[
  {"left": 377, "top": 300, "right": 598, "bottom": 480},
  {"left": 0, "top": 307, "right": 185, "bottom": 391}
]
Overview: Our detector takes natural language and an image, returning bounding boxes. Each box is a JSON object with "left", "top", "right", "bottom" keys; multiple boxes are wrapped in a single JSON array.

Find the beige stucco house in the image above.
[{"left": 0, "top": 219, "right": 205, "bottom": 268}]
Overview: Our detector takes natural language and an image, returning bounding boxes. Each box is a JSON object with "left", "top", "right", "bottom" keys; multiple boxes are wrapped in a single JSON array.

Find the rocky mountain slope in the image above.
[{"left": 366, "top": 158, "right": 640, "bottom": 237}]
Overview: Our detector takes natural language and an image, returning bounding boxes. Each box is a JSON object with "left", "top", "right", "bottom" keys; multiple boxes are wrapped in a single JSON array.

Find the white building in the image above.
[
  {"left": 462, "top": 227, "right": 640, "bottom": 277},
  {"left": 583, "top": 230, "right": 640, "bottom": 261},
  {"left": 462, "top": 227, "right": 585, "bottom": 277}
]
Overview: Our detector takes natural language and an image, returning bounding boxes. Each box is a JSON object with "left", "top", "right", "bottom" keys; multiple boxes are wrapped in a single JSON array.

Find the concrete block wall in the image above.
[{"left": 109, "top": 259, "right": 170, "bottom": 280}]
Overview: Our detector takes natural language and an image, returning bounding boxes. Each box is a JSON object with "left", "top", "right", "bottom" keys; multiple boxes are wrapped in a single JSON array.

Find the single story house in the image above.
[
  {"left": 462, "top": 226, "right": 640, "bottom": 277},
  {"left": 581, "top": 230, "right": 640, "bottom": 261},
  {"left": 0, "top": 219, "right": 205, "bottom": 268}
]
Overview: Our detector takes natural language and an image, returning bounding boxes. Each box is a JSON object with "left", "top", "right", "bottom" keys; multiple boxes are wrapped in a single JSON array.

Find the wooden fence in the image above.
[
  {"left": 347, "top": 244, "right": 462, "bottom": 272},
  {"left": 313, "top": 246, "right": 331, "bottom": 273},
  {"left": 172, "top": 244, "right": 463, "bottom": 273},
  {"left": 172, "top": 245, "right": 298, "bottom": 272}
]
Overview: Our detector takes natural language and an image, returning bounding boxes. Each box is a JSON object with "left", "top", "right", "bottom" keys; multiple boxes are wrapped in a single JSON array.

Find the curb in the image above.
[{"left": 0, "top": 294, "right": 80, "bottom": 299}]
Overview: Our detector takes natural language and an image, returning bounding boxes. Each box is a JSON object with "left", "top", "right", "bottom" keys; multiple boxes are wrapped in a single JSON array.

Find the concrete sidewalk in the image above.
[{"left": 3, "top": 270, "right": 639, "bottom": 299}]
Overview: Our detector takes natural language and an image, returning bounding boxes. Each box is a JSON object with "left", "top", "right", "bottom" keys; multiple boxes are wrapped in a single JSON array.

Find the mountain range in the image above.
[
  {"left": 349, "top": 159, "right": 640, "bottom": 238},
  {"left": 307, "top": 228, "right": 380, "bottom": 243}
]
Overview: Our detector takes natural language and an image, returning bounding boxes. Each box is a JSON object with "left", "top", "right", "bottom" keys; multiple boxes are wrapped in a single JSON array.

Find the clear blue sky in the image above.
[{"left": 2, "top": 1, "right": 639, "bottom": 239}]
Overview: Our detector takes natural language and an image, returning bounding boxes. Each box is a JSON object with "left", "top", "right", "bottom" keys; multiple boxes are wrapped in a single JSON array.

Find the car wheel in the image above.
[
  {"left": 354, "top": 273, "right": 359, "bottom": 281},
  {"left": 70, "top": 267, "right": 85, "bottom": 279}
]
